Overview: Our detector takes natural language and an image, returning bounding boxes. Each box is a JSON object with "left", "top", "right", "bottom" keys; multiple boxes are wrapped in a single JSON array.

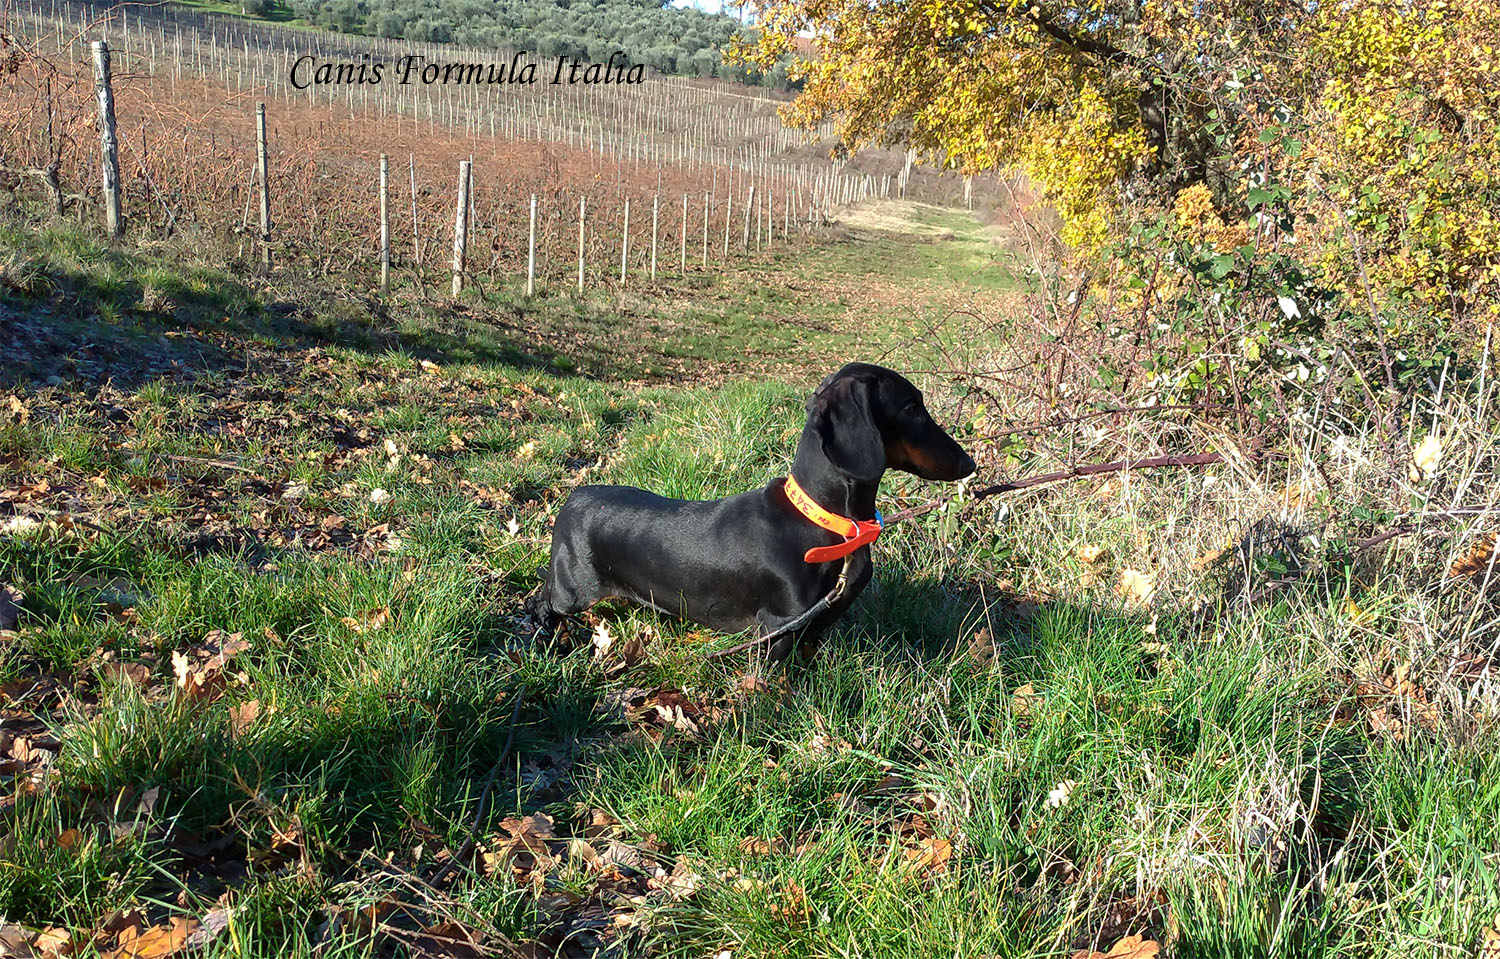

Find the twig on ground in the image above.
[
  {"left": 883, "top": 451, "right": 1228, "bottom": 526},
  {"left": 162, "top": 452, "right": 258, "bottom": 473}
]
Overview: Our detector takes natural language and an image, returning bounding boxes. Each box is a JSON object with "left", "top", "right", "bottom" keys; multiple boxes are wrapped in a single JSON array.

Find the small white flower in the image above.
[{"left": 506, "top": 516, "right": 521, "bottom": 536}]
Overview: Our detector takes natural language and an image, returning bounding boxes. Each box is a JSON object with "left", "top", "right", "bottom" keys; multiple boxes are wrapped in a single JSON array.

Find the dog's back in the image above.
[{"left": 533, "top": 483, "right": 792, "bottom": 632}]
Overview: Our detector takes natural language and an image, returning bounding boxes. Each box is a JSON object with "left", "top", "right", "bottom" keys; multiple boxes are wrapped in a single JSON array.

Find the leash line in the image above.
[
  {"left": 425, "top": 687, "right": 526, "bottom": 888},
  {"left": 705, "top": 553, "right": 854, "bottom": 660}
]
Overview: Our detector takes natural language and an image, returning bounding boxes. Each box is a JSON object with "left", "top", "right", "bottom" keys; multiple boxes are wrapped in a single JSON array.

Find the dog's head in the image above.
[{"left": 805, "top": 363, "right": 977, "bottom": 483}]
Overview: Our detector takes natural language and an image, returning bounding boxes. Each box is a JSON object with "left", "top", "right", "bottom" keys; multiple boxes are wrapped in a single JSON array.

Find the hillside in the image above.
[{"left": 167, "top": 0, "right": 777, "bottom": 84}]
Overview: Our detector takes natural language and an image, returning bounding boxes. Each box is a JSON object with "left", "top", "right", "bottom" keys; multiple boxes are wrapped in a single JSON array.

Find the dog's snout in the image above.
[{"left": 934, "top": 445, "right": 976, "bottom": 481}]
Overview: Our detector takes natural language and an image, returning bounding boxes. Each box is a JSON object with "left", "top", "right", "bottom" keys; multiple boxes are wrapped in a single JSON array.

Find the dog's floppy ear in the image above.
[
  {"left": 811, "top": 375, "right": 885, "bottom": 481},
  {"left": 805, "top": 368, "right": 843, "bottom": 415}
]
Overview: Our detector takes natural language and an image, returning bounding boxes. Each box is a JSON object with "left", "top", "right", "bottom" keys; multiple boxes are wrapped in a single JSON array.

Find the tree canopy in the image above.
[{"left": 743, "top": 1, "right": 1500, "bottom": 257}]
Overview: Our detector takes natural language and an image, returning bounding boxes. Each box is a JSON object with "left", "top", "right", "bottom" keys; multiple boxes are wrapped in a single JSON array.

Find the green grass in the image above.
[{"left": 1, "top": 205, "right": 1497, "bottom": 957}]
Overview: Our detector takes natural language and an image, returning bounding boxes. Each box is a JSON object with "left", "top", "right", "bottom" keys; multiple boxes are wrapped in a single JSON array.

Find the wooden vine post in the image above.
[
  {"left": 254, "top": 103, "right": 271, "bottom": 267},
  {"left": 409, "top": 154, "right": 420, "bottom": 268},
  {"left": 577, "top": 196, "right": 586, "bottom": 294},
  {"left": 527, "top": 193, "right": 537, "bottom": 297},
  {"left": 451, "top": 159, "right": 470, "bottom": 298},
  {"left": 722, "top": 190, "right": 732, "bottom": 260},
  {"left": 741, "top": 185, "right": 754, "bottom": 252},
  {"left": 680, "top": 193, "right": 688, "bottom": 277},
  {"left": 649, "top": 193, "right": 659, "bottom": 282},
  {"left": 378, "top": 154, "right": 390, "bottom": 293},
  {"left": 767, "top": 188, "right": 773, "bottom": 249},
  {"left": 619, "top": 197, "right": 630, "bottom": 286},
  {"left": 91, "top": 41, "right": 122, "bottom": 238}
]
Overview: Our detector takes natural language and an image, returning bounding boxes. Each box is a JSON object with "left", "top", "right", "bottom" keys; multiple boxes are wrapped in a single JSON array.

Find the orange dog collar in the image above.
[{"left": 783, "top": 474, "right": 883, "bottom": 564}]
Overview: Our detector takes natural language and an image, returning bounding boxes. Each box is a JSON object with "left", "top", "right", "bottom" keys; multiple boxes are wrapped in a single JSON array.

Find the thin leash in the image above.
[
  {"left": 706, "top": 450, "right": 1227, "bottom": 660},
  {"left": 705, "top": 553, "right": 854, "bottom": 659}
]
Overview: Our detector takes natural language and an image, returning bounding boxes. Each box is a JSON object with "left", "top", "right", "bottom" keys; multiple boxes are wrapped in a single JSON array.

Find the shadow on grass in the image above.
[
  {"left": 484, "top": 568, "right": 1381, "bottom": 957},
  {"left": 0, "top": 228, "right": 596, "bottom": 395}
]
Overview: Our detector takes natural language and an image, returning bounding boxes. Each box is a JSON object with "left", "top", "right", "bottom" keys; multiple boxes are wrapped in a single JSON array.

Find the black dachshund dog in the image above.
[{"left": 527, "top": 363, "right": 975, "bottom": 659}]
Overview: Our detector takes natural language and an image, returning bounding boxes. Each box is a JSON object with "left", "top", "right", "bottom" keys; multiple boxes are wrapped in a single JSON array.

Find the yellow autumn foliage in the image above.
[{"left": 742, "top": 1, "right": 1500, "bottom": 350}]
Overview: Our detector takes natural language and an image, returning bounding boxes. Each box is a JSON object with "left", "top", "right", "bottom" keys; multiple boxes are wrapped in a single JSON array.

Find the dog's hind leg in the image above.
[{"left": 523, "top": 589, "right": 561, "bottom": 638}]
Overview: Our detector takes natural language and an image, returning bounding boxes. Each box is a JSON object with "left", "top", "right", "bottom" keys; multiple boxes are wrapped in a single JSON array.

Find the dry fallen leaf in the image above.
[
  {"left": 578, "top": 806, "right": 619, "bottom": 838},
  {"left": 228, "top": 700, "right": 262, "bottom": 738},
  {"left": 339, "top": 607, "right": 389, "bottom": 633},
  {"left": 1071, "top": 933, "right": 1161, "bottom": 959},
  {"left": 102, "top": 660, "right": 153, "bottom": 688},
  {"left": 0, "top": 924, "right": 36, "bottom": 956},
  {"left": 108, "top": 916, "right": 199, "bottom": 959},
  {"left": 1011, "top": 682, "right": 1039, "bottom": 718},
  {"left": 1410, "top": 433, "right": 1443, "bottom": 482},
  {"left": 484, "top": 811, "right": 558, "bottom": 877},
  {"left": 1047, "top": 780, "right": 1078, "bottom": 809},
  {"left": 1278, "top": 483, "right": 1305, "bottom": 509},
  {"left": 964, "top": 627, "right": 996, "bottom": 668},
  {"left": 171, "top": 631, "right": 250, "bottom": 703},
  {"left": 1344, "top": 597, "right": 1374, "bottom": 626},
  {"left": 1115, "top": 569, "right": 1156, "bottom": 606},
  {"left": 1093, "top": 477, "right": 1124, "bottom": 501},
  {"left": 767, "top": 879, "right": 809, "bottom": 923},
  {"left": 904, "top": 836, "right": 953, "bottom": 876},
  {"left": 1481, "top": 914, "right": 1500, "bottom": 959},
  {"left": 1190, "top": 544, "right": 1228, "bottom": 571},
  {"left": 591, "top": 622, "right": 614, "bottom": 660},
  {"left": 737, "top": 836, "right": 787, "bottom": 856},
  {"left": 1449, "top": 533, "right": 1498, "bottom": 579},
  {"left": 33, "top": 926, "right": 72, "bottom": 957},
  {"left": 410, "top": 920, "right": 483, "bottom": 958},
  {"left": 653, "top": 856, "right": 702, "bottom": 900},
  {"left": 1076, "top": 544, "right": 1104, "bottom": 564}
]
